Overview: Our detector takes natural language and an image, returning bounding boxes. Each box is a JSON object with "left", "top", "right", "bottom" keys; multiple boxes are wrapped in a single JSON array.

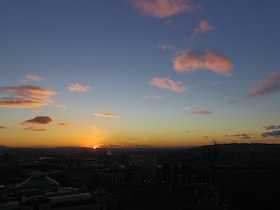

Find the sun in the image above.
[{"left": 92, "top": 144, "right": 101, "bottom": 150}]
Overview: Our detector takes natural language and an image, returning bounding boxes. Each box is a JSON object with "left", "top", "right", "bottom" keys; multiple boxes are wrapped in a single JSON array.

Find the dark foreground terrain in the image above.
[{"left": 1, "top": 143, "right": 280, "bottom": 210}]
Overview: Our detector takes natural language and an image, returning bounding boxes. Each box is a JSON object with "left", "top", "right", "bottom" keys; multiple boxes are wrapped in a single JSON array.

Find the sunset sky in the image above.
[{"left": 0, "top": 0, "right": 280, "bottom": 148}]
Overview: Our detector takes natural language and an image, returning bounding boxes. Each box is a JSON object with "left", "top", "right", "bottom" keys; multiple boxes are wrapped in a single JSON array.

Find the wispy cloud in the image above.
[
  {"left": 164, "top": 19, "right": 173, "bottom": 24},
  {"left": 261, "top": 130, "right": 280, "bottom": 138},
  {"left": 263, "top": 125, "right": 280, "bottom": 130},
  {"left": 68, "top": 83, "right": 91, "bottom": 92},
  {"left": 173, "top": 51, "right": 233, "bottom": 76},
  {"left": 183, "top": 104, "right": 197, "bottom": 109},
  {"left": 21, "top": 116, "right": 54, "bottom": 125},
  {"left": 142, "top": 95, "right": 161, "bottom": 99},
  {"left": 0, "top": 85, "right": 56, "bottom": 108},
  {"left": 194, "top": 19, "right": 214, "bottom": 34},
  {"left": 191, "top": 110, "right": 211, "bottom": 115},
  {"left": 158, "top": 43, "right": 173, "bottom": 50},
  {"left": 224, "top": 133, "right": 251, "bottom": 139},
  {"left": 131, "top": 0, "right": 198, "bottom": 18},
  {"left": 187, "top": 20, "right": 214, "bottom": 48},
  {"left": 23, "top": 127, "right": 46, "bottom": 131},
  {"left": 25, "top": 74, "right": 43, "bottom": 82},
  {"left": 248, "top": 72, "right": 280, "bottom": 97},
  {"left": 227, "top": 98, "right": 239, "bottom": 104},
  {"left": 34, "top": 109, "right": 42, "bottom": 113},
  {"left": 93, "top": 113, "right": 120, "bottom": 119},
  {"left": 149, "top": 77, "right": 186, "bottom": 93},
  {"left": 58, "top": 122, "right": 71, "bottom": 127},
  {"left": 0, "top": 125, "right": 6, "bottom": 129}
]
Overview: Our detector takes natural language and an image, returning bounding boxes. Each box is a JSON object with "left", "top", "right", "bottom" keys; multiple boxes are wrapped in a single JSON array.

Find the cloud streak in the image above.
[
  {"left": 68, "top": 83, "right": 91, "bottom": 92},
  {"left": 131, "top": 0, "right": 198, "bottom": 18},
  {"left": 183, "top": 104, "right": 197, "bottom": 109},
  {"left": 25, "top": 74, "right": 43, "bottom": 82},
  {"left": 228, "top": 98, "right": 239, "bottom": 104},
  {"left": 173, "top": 51, "right": 233, "bottom": 76},
  {"left": 191, "top": 110, "right": 211, "bottom": 115},
  {"left": 93, "top": 113, "right": 120, "bottom": 119},
  {"left": 0, "top": 85, "right": 56, "bottom": 108},
  {"left": 21, "top": 116, "right": 54, "bottom": 125},
  {"left": 0, "top": 125, "right": 6, "bottom": 129},
  {"left": 142, "top": 95, "right": 161, "bottom": 99},
  {"left": 58, "top": 123, "right": 71, "bottom": 127},
  {"left": 264, "top": 125, "right": 280, "bottom": 130},
  {"left": 261, "top": 130, "right": 280, "bottom": 138},
  {"left": 23, "top": 127, "right": 47, "bottom": 131},
  {"left": 149, "top": 77, "right": 186, "bottom": 93},
  {"left": 248, "top": 72, "right": 280, "bottom": 97},
  {"left": 224, "top": 133, "right": 251, "bottom": 139},
  {"left": 158, "top": 43, "right": 173, "bottom": 50}
]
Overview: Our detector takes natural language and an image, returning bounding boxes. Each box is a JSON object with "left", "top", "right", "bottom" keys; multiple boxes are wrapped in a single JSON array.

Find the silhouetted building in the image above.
[
  {"left": 0, "top": 172, "right": 106, "bottom": 210},
  {"left": 158, "top": 164, "right": 212, "bottom": 185},
  {"left": 213, "top": 166, "right": 280, "bottom": 209},
  {"left": 64, "top": 167, "right": 100, "bottom": 187},
  {"left": 16, "top": 172, "right": 59, "bottom": 196},
  {"left": 105, "top": 183, "right": 218, "bottom": 210},
  {"left": 100, "top": 163, "right": 141, "bottom": 185}
]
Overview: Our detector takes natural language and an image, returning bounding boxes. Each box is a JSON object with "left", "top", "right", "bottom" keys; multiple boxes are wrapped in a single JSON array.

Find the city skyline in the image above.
[{"left": 0, "top": 0, "right": 280, "bottom": 148}]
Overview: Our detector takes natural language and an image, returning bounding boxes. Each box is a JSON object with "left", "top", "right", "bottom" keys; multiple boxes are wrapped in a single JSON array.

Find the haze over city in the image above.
[{"left": 0, "top": 0, "right": 280, "bottom": 148}]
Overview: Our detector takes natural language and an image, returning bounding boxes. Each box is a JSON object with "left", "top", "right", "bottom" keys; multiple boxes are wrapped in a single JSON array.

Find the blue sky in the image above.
[{"left": 0, "top": 0, "right": 280, "bottom": 148}]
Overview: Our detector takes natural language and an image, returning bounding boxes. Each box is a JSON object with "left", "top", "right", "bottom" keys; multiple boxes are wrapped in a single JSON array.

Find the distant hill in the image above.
[
  {"left": 181, "top": 143, "right": 280, "bottom": 159},
  {"left": 1, "top": 143, "right": 280, "bottom": 158},
  {"left": 0, "top": 146, "right": 93, "bottom": 157},
  {"left": 190, "top": 143, "right": 280, "bottom": 153}
]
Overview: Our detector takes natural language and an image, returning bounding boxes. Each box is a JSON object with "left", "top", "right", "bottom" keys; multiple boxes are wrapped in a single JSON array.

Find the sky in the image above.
[{"left": 0, "top": 0, "right": 280, "bottom": 148}]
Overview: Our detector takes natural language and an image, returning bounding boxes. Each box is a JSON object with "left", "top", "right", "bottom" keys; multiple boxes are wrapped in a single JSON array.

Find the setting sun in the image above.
[{"left": 92, "top": 145, "right": 101, "bottom": 150}]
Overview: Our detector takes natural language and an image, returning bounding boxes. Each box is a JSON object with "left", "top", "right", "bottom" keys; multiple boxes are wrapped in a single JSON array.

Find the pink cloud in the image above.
[
  {"left": 25, "top": 74, "right": 43, "bottom": 82},
  {"left": 248, "top": 72, "right": 280, "bottom": 97},
  {"left": 149, "top": 77, "right": 186, "bottom": 93},
  {"left": 0, "top": 85, "right": 56, "bottom": 108},
  {"left": 173, "top": 51, "right": 233, "bottom": 75},
  {"left": 194, "top": 19, "right": 214, "bottom": 34},
  {"left": 191, "top": 110, "right": 211, "bottom": 115},
  {"left": 131, "top": 0, "right": 198, "bottom": 18},
  {"left": 93, "top": 113, "right": 120, "bottom": 119},
  {"left": 21, "top": 116, "right": 54, "bottom": 125},
  {"left": 68, "top": 83, "right": 91, "bottom": 92}
]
